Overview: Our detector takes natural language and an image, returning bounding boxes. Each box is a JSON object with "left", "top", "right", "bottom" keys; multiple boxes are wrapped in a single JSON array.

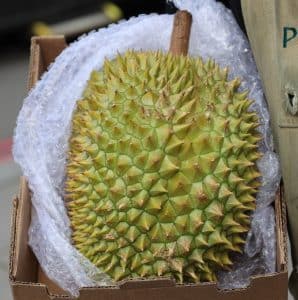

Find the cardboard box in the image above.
[{"left": 9, "top": 36, "right": 289, "bottom": 300}]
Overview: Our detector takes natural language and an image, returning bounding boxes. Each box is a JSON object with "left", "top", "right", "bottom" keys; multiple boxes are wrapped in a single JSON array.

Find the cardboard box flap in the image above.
[
  {"left": 10, "top": 177, "right": 38, "bottom": 282},
  {"left": 28, "top": 36, "right": 67, "bottom": 90},
  {"left": 10, "top": 272, "right": 289, "bottom": 300},
  {"left": 78, "top": 273, "right": 289, "bottom": 300}
]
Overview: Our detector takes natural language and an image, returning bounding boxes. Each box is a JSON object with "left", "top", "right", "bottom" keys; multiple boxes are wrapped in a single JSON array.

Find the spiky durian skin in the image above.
[{"left": 65, "top": 51, "right": 261, "bottom": 283}]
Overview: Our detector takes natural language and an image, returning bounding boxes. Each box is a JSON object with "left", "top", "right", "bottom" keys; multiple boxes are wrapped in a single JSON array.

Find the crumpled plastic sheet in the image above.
[{"left": 13, "top": 0, "right": 280, "bottom": 296}]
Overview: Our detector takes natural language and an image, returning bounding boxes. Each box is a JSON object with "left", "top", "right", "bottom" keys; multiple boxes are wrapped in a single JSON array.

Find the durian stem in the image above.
[{"left": 169, "top": 10, "right": 192, "bottom": 56}]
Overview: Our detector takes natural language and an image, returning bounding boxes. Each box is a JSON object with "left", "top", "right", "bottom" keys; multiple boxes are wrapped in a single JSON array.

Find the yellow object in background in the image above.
[
  {"left": 102, "top": 2, "right": 123, "bottom": 22},
  {"left": 31, "top": 22, "right": 54, "bottom": 36}
]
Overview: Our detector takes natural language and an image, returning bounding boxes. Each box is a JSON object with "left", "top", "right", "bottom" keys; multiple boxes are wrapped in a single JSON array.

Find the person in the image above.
[{"left": 238, "top": 0, "right": 298, "bottom": 298}]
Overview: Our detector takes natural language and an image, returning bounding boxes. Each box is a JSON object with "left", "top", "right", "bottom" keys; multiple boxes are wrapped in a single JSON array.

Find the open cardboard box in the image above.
[{"left": 9, "top": 36, "right": 289, "bottom": 300}]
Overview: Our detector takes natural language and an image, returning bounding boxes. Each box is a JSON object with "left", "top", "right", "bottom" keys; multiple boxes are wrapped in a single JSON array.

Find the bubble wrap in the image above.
[{"left": 13, "top": 0, "right": 280, "bottom": 296}]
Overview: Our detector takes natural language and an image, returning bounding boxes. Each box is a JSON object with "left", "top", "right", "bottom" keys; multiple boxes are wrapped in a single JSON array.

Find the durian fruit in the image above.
[{"left": 65, "top": 51, "right": 261, "bottom": 283}]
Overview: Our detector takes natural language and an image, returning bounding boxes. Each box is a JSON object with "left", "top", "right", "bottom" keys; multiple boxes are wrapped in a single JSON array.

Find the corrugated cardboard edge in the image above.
[
  {"left": 9, "top": 36, "right": 289, "bottom": 300},
  {"left": 275, "top": 186, "right": 288, "bottom": 272},
  {"left": 9, "top": 197, "right": 18, "bottom": 282}
]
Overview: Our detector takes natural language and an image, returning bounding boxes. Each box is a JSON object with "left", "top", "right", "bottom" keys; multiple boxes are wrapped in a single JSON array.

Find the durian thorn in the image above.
[
  {"left": 222, "top": 265, "right": 232, "bottom": 271},
  {"left": 231, "top": 245, "right": 243, "bottom": 254},
  {"left": 186, "top": 267, "right": 199, "bottom": 282},
  {"left": 157, "top": 264, "right": 167, "bottom": 276},
  {"left": 233, "top": 236, "right": 246, "bottom": 245},
  {"left": 104, "top": 233, "right": 116, "bottom": 241},
  {"left": 170, "top": 260, "right": 184, "bottom": 274}
]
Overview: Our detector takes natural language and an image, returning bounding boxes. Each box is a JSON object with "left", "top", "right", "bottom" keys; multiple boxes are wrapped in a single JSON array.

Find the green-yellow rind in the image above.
[{"left": 65, "top": 51, "right": 261, "bottom": 283}]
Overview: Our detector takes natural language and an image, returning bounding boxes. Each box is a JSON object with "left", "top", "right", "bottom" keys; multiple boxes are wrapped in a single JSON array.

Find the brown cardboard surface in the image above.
[
  {"left": 9, "top": 36, "right": 289, "bottom": 300},
  {"left": 28, "top": 36, "right": 67, "bottom": 90},
  {"left": 38, "top": 268, "right": 69, "bottom": 296},
  {"left": 11, "top": 177, "right": 38, "bottom": 282}
]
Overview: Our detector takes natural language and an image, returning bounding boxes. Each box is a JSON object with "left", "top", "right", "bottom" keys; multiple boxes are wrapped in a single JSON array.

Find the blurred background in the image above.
[{"left": 0, "top": 0, "right": 293, "bottom": 299}]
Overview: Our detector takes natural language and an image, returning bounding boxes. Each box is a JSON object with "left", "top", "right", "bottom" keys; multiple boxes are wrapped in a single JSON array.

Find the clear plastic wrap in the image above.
[{"left": 13, "top": 0, "right": 280, "bottom": 296}]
